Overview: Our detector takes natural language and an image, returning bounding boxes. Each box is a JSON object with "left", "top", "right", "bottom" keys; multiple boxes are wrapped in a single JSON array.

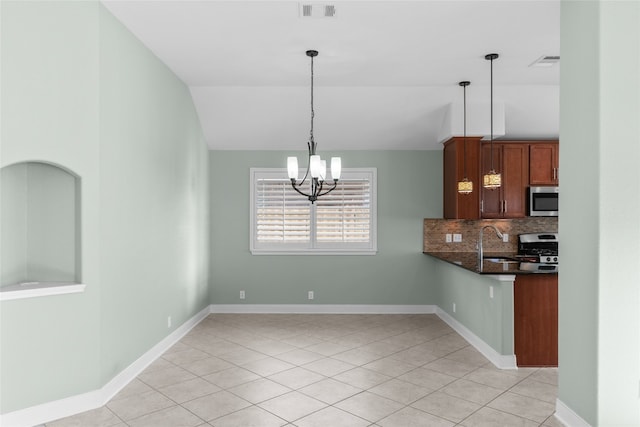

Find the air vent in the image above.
[
  {"left": 300, "top": 3, "right": 336, "bottom": 18},
  {"left": 530, "top": 55, "right": 560, "bottom": 67}
]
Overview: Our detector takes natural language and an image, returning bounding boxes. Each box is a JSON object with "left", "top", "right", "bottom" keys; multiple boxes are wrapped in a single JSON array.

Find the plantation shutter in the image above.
[
  {"left": 250, "top": 168, "right": 376, "bottom": 254},
  {"left": 255, "top": 178, "right": 310, "bottom": 243},
  {"left": 316, "top": 179, "right": 371, "bottom": 243}
]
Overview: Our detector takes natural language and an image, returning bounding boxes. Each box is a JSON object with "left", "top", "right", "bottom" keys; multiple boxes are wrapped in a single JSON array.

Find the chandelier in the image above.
[
  {"left": 287, "top": 50, "right": 341, "bottom": 203},
  {"left": 483, "top": 53, "right": 501, "bottom": 189}
]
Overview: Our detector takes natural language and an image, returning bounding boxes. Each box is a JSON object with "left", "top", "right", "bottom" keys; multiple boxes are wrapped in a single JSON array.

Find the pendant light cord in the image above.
[
  {"left": 309, "top": 54, "right": 315, "bottom": 147},
  {"left": 463, "top": 83, "right": 467, "bottom": 177},
  {"left": 489, "top": 55, "right": 494, "bottom": 170}
]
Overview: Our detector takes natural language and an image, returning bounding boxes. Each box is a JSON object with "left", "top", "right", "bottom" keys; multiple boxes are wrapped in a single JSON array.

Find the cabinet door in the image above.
[
  {"left": 480, "top": 143, "right": 502, "bottom": 218},
  {"left": 443, "top": 137, "right": 481, "bottom": 219},
  {"left": 530, "top": 143, "right": 559, "bottom": 185},
  {"left": 514, "top": 274, "right": 558, "bottom": 367},
  {"left": 502, "top": 144, "right": 529, "bottom": 218}
]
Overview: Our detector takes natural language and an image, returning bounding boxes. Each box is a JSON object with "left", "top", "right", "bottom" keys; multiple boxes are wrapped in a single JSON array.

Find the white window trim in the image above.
[{"left": 250, "top": 167, "right": 377, "bottom": 255}]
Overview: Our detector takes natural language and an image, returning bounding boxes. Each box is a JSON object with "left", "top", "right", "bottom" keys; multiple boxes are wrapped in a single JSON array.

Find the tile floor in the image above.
[{"left": 46, "top": 314, "right": 561, "bottom": 427}]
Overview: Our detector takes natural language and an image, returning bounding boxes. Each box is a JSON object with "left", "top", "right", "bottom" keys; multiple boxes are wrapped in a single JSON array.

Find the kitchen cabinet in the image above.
[
  {"left": 443, "top": 136, "right": 482, "bottom": 219},
  {"left": 514, "top": 274, "right": 558, "bottom": 367},
  {"left": 481, "top": 142, "right": 529, "bottom": 218},
  {"left": 529, "top": 142, "right": 559, "bottom": 185}
]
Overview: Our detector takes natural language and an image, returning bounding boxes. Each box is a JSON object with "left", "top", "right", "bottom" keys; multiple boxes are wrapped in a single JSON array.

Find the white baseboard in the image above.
[
  {"left": 435, "top": 307, "right": 518, "bottom": 370},
  {"left": 0, "top": 305, "right": 211, "bottom": 427},
  {"left": 554, "top": 399, "right": 592, "bottom": 427},
  {"left": 209, "top": 304, "right": 437, "bottom": 314}
]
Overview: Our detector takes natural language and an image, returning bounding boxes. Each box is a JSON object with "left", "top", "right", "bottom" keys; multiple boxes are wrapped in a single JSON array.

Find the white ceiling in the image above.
[{"left": 101, "top": 0, "right": 560, "bottom": 150}]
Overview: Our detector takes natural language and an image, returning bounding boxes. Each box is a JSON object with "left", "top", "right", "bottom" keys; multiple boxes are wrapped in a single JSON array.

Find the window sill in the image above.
[
  {"left": 0, "top": 282, "right": 86, "bottom": 302},
  {"left": 251, "top": 250, "right": 377, "bottom": 256}
]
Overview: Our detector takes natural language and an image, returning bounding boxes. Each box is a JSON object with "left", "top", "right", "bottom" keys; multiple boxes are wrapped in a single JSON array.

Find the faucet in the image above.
[{"left": 478, "top": 224, "right": 505, "bottom": 266}]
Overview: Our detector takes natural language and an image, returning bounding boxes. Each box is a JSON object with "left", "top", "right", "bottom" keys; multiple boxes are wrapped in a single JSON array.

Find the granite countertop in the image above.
[{"left": 424, "top": 251, "right": 558, "bottom": 275}]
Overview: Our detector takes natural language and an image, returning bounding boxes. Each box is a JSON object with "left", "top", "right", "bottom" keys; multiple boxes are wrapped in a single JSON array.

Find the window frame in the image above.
[{"left": 250, "top": 167, "right": 377, "bottom": 255}]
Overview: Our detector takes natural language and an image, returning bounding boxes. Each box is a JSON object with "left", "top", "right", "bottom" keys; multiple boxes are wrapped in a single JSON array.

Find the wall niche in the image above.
[{"left": 1, "top": 162, "right": 83, "bottom": 299}]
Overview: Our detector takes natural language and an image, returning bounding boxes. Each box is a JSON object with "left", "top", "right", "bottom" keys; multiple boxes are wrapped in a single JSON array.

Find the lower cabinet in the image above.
[{"left": 514, "top": 274, "right": 558, "bottom": 367}]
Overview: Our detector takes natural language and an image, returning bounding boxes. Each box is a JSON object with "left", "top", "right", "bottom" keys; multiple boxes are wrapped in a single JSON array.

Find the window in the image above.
[{"left": 250, "top": 168, "right": 377, "bottom": 255}]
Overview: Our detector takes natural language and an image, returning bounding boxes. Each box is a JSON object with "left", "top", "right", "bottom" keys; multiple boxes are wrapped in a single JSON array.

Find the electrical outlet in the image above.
[
  {"left": 308, "top": 291, "right": 314, "bottom": 300},
  {"left": 453, "top": 233, "right": 462, "bottom": 242},
  {"left": 445, "top": 233, "right": 452, "bottom": 243},
  {"left": 167, "top": 316, "right": 172, "bottom": 328},
  {"left": 502, "top": 233, "right": 509, "bottom": 243},
  {"left": 453, "top": 303, "right": 456, "bottom": 313},
  {"left": 490, "top": 286, "right": 494, "bottom": 299},
  {"left": 240, "top": 290, "right": 245, "bottom": 300}
]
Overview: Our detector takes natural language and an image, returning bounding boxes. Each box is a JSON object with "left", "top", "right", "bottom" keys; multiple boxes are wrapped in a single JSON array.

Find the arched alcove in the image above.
[{"left": 1, "top": 161, "right": 82, "bottom": 298}]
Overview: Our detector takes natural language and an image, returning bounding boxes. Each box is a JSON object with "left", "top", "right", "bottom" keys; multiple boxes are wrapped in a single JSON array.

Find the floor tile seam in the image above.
[
  {"left": 474, "top": 384, "right": 554, "bottom": 424},
  {"left": 365, "top": 383, "right": 433, "bottom": 406},
  {"left": 460, "top": 365, "right": 529, "bottom": 389},
  {"left": 254, "top": 396, "right": 330, "bottom": 424},
  {"left": 502, "top": 386, "right": 557, "bottom": 406},
  {"left": 153, "top": 378, "right": 223, "bottom": 407},
  {"left": 224, "top": 380, "right": 294, "bottom": 404},
  {"left": 296, "top": 382, "right": 365, "bottom": 405},
  {"left": 119, "top": 401, "right": 206, "bottom": 426},
  {"left": 484, "top": 398, "right": 555, "bottom": 424},
  {"left": 206, "top": 403, "right": 289, "bottom": 426},
  {"left": 320, "top": 400, "right": 391, "bottom": 425},
  {"left": 392, "top": 401, "right": 462, "bottom": 426}
]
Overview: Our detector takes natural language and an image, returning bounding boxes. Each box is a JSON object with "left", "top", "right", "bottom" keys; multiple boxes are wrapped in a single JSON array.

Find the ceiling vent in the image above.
[
  {"left": 530, "top": 55, "right": 560, "bottom": 67},
  {"left": 300, "top": 3, "right": 336, "bottom": 18}
]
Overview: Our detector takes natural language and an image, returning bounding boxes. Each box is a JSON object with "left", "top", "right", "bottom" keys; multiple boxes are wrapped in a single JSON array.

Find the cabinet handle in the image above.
[
  {"left": 553, "top": 168, "right": 557, "bottom": 180},
  {"left": 504, "top": 200, "right": 507, "bottom": 213},
  {"left": 481, "top": 200, "right": 484, "bottom": 213}
]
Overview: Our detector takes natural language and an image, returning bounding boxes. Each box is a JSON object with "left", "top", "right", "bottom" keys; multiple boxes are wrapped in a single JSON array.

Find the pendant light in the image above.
[
  {"left": 457, "top": 81, "right": 473, "bottom": 195},
  {"left": 287, "top": 50, "right": 341, "bottom": 203},
  {"left": 483, "top": 53, "right": 501, "bottom": 189}
]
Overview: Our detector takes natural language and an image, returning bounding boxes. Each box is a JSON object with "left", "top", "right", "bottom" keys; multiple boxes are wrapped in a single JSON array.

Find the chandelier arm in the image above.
[
  {"left": 298, "top": 143, "right": 312, "bottom": 187},
  {"left": 290, "top": 180, "right": 313, "bottom": 199},
  {"left": 317, "top": 180, "right": 338, "bottom": 197},
  {"left": 314, "top": 178, "right": 323, "bottom": 199}
]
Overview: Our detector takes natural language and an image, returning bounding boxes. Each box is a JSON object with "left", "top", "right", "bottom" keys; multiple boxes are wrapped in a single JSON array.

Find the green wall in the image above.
[
  {"left": 1, "top": 1, "right": 102, "bottom": 412},
  {"left": 0, "top": 1, "right": 209, "bottom": 413},
  {"left": 209, "top": 150, "right": 441, "bottom": 305},
  {"left": 432, "top": 262, "right": 513, "bottom": 356},
  {"left": 560, "top": 1, "right": 640, "bottom": 425}
]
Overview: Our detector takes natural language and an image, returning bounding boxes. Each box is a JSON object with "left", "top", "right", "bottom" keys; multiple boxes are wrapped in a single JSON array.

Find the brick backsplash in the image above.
[{"left": 423, "top": 217, "right": 558, "bottom": 253}]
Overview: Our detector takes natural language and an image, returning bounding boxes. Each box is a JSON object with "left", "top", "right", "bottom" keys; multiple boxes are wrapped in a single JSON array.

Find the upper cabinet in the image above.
[
  {"left": 481, "top": 142, "right": 529, "bottom": 218},
  {"left": 443, "top": 137, "right": 482, "bottom": 219},
  {"left": 529, "top": 142, "right": 559, "bottom": 185},
  {"left": 443, "top": 139, "right": 558, "bottom": 219}
]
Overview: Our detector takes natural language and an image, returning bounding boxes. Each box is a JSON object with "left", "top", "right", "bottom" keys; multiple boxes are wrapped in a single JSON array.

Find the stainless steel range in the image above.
[{"left": 517, "top": 233, "right": 558, "bottom": 272}]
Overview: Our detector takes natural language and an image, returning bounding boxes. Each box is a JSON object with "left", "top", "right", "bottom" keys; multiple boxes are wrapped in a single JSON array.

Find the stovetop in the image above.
[{"left": 518, "top": 232, "right": 558, "bottom": 264}]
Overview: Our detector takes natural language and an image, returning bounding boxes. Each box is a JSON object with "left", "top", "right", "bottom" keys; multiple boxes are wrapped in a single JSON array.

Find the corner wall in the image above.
[
  {"left": 559, "top": 1, "right": 640, "bottom": 425},
  {"left": 0, "top": 1, "right": 209, "bottom": 414}
]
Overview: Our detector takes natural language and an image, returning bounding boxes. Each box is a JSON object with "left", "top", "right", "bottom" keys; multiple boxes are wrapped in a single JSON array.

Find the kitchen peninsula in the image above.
[{"left": 424, "top": 218, "right": 558, "bottom": 368}]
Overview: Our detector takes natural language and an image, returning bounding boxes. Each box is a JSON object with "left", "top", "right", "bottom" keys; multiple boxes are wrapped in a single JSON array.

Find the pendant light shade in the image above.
[
  {"left": 457, "top": 81, "right": 473, "bottom": 195},
  {"left": 483, "top": 53, "right": 502, "bottom": 190}
]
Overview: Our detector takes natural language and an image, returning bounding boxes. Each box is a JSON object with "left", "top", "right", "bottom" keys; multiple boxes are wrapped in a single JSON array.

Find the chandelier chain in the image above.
[{"left": 310, "top": 54, "right": 315, "bottom": 144}]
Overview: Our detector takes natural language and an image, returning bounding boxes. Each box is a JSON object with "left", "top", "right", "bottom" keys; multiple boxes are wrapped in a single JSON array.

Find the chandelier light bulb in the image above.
[
  {"left": 287, "top": 157, "right": 299, "bottom": 180},
  {"left": 331, "top": 157, "right": 342, "bottom": 181},
  {"left": 310, "top": 155, "right": 322, "bottom": 178}
]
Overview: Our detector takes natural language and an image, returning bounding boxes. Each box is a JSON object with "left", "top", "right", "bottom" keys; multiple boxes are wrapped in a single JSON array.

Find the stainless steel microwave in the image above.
[{"left": 529, "top": 186, "right": 559, "bottom": 216}]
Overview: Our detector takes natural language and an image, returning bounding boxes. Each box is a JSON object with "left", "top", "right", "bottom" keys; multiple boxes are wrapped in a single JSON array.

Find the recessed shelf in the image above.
[{"left": 0, "top": 282, "right": 86, "bottom": 302}]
